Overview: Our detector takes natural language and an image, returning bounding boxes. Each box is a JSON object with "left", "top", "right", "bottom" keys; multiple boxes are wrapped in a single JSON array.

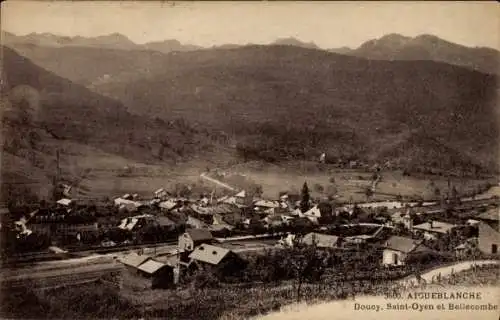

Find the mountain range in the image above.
[
  {"left": 1, "top": 46, "right": 220, "bottom": 200},
  {"left": 1, "top": 31, "right": 499, "bottom": 202},
  {"left": 3, "top": 31, "right": 499, "bottom": 74}
]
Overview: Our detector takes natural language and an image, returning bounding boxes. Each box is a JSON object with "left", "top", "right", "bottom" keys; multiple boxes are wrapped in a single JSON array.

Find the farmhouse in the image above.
[
  {"left": 114, "top": 197, "right": 143, "bottom": 212},
  {"left": 454, "top": 238, "right": 478, "bottom": 259},
  {"left": 119, "top": 253, "right": 177, "bottom": 289},
  {"left": 254, "top": 200, "right": 281, "bottom": 214},
  {"left": 154, "top": 188, "right": 169, "bottom": 200},
  {"left": 188, "top": 244, "right": 246, "bottom": 276},
  {"left": 412, "top": 220, "right": 458, "bottom": 240},
  {"left": 25, "top": 208, "right": 98, "bottom": 237},
  {"left": 186, "top": 215, "right": 208, "bottom": 229},
  {"left": 118, "top": 214, "right": 175, "bottom": 232},
  {"left": 119, "top": 252, "right": 152, "bottom": 272},
  {"left": 262, "top": 215, "right": 285, "bottom": 229},
  {"left": 178, "top": 228, "right": 214, "bottom": 252},
  {"left": 159, "top": 199, "right": 178, "bottom": 212},
  {"left": 56, "top": 198, "right": 73, "bottom": 206},
  {"left": 389, "top": 211, "right": 413, "bottom": 230},
  {"left": 477, "top": 221, "right": 499, "bottom": 255},
  {"left": 476, "top": 207, "right": 499, "bottom": 230},
  {"left": 382, "top": 236, "right": 432, "bottom": 267}
]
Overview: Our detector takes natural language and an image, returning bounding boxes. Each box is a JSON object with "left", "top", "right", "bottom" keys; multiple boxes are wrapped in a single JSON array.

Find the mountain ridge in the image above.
[
  {"left": 4, "top": 31, "right": 498, "bottom": 75},
  {"left": 3, "top": 35, "right": 499, "bottom": 177}
]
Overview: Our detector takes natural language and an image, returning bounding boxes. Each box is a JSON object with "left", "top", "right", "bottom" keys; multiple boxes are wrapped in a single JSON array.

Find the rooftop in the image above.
[
  {"left": 185, "top": 228, "right": 214, "bottom": 242},
  {"left": 118, "top": 252, "right": 151, "bottom": 268},
  {"left": 413, "top": 221, "right": 458, "bottom": 234},
  {"left": 476, "top": 208, "right": 499, "bottom": 221},
  {"left": 303, "top": 232, "right": 339, "bottom": 248},
  {"left": 189, "top": 244, "right": 232, "bottom": 265},
  {"left": 384, "top": 236, "right": 426, "bottom": 253},
  {"left": 137, "top": 259, "right": 168, "bottom": 274}
]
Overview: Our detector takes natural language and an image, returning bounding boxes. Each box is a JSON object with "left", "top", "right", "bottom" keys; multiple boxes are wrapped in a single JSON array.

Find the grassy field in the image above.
[
  {"left": 217, "top": 161, "right": 495, "bottom": 202},
  {"left": 3, "top": 138, "right": 236, "bottom": 201},
  {"left": 5, "top": 137, "right": 496, "bottom": 203}
]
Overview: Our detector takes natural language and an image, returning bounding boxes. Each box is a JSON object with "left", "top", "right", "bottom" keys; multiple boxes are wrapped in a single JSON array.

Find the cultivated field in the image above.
[
  {"left": 15, "top": 139, "right": 495, "bottom": 203},
  {"left": 217, "top": 161, "right": 495, "bottom": 203}
]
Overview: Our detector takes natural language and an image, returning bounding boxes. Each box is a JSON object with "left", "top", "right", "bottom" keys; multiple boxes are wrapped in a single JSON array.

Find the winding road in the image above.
[
  {"left": 200, "top": 172, "right": 236, "bottom": 191},
  {"left": 401, "top": 259, "right": 499, "bottom": 284}
]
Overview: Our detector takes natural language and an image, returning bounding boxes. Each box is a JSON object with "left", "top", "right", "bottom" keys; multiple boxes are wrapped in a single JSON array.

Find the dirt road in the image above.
[
  {"left": 401, "top": 260, "right": 499, "bottom": 284},
  {"left": 200, "top": 172, "right": 236, "bottom": 191}
]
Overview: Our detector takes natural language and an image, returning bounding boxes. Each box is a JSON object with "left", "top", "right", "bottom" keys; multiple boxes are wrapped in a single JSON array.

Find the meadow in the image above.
[
  {"left": 11, "top": 136, "right": 495, "bottom": 204},
  {"left": 217, "top": 161, "right": 495, "bottom": 203}
]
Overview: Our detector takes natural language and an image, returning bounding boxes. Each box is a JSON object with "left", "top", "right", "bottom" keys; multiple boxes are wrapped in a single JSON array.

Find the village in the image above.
[{"left": 1, "top": 169, "right": 498, "bottom": 292}]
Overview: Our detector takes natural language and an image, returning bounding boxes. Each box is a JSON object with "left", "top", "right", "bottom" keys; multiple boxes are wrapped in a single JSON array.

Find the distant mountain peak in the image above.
[
  {"left": 273, "top": 37, "right": 320, "bottom": 49},
  {"left": 380, "top": 33, "right": 411, "bottom": 41},
  {"left": 90, "top": 33, "right": 136, "bottom": 45},
  {"left": 352, "top": 33, "right": 499, "bottom": 75}
]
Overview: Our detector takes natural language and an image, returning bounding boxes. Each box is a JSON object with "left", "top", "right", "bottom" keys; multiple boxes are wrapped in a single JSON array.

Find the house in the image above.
[
  {"left": 159, "top": 199, "right": 178, "bottom": 212},
  {"left": 136, "top": 259, "right": 176, "bottom": 288},
  {"left": 412, "top": 220, "right": 458, "bottom": 240},
  {"left": 118, "top": 214, "right": 153, "bottom": 232},
  {"left": 262, "top": 215, "right": 284, "bottom": 229},
  {"left": 178, "top": 228, "right": 214, "bottom": 252},
  {"left": 454, "top": 238, "right": 478, "bottom": 259},
  {"left": 198, "top": 197, "right": 210, "bottom": 207},
  {"left": 25, "top": 208, "right": 98, "bottom": 238},
  {"left": 302, "top": 232, "right": 341, "bottom": 248},
  {"left": 56, "top": 198, "right": 73, "bottom": 206},
  {"left": 466, "top": 219, "right": 480, "bottom": 227},
  {"left": 281, "top": 215, "right": 295, "bottom": 225},
  {"left": 476, "top": 208, "right": 499, "bottom": 231},
  {"left": 220, "top": 190, "right": 253, "bottom": 207},
  {"left": 243, "top": 217, "right": 265, "bottom": 231},
  {"left": 188, "top": 244, "right": 246, "bottom": 276},
  {"left": 114, "top": 198, "right": 143, "bottom": 212},
  {"left": 208, "top": 223, "right": 234, "bottom": 234},
  {"left": 477, "top": 222, "right": 499, "bottom": 255},
  {"left": 278, "top": 233, "right": 297, "bottom": 247},
  {"left": 382, "top": 236, "right": 432, "bottom": 266},
  {"left": 390, "top": 211, "right": 413, "bottom": 230},
  {"left": 119, "top": 252, "right": 152, "bottom": 272},
  {"left": 154, "top": 188, "right": 169, "bottom": 200},
  {"left": 254, "top": 200, "right": 280, "bottom": 211},
  {"left": 122, "top": 194, "right": 133, "bottom": 200},
  {"left": 117, "top": 214, "right": 176, "bottom": 233},
  {"left": 0, "top": 205, "right": 10, "bottom": 217},
  {"left": 301, "top": 204, "right": 333, "bottom": 223},
  {"left": 156, "top": 216, "right": 177, "bottom": 231},
  {"left": 209, "top": 214, "right": 235, "bottom": 236},
  {"left": 186, "top": 215, "right": 208, "bottom": 229},
  {"left": 118, "top": 252, "right": 177, "bottom": 288},
  {"left": 291, "top": 216, "right": 316, "bottom": 229}
]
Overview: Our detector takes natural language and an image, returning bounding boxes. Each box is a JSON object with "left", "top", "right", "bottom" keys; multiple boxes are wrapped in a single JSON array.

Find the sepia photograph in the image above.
[{"left": 0, "top": 1, "right": 499, "bottom": 319}]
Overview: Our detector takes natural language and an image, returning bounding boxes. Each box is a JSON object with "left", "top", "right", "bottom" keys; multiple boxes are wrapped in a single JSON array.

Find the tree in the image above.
[
  {"left": 300, "top": 182, "right": 310, "bottom": 213},
  {"left": 434, "top": 186, "right": 441, "bottom": 198},
  {"left": 313, "top": 183, "right": 324, "bottom": 193},
  {"left": 364, "top": 187, "right": 374, "bottom": 201},
  {"left": 450, "top": 186, "right": 459, "bottom": 204},
  {"left": 284, "top": 241, "right": 328, "bottom": 302}
]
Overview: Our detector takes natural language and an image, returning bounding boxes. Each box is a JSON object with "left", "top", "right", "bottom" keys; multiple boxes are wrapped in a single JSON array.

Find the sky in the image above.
[{"left": 2, "top": 1, "right": 499, "bottom": 50}]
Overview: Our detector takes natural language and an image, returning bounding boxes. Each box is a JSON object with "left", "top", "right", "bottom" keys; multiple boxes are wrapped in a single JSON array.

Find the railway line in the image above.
[{"left": 1, "top": 261, "right": 123, "bottom": 289}]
